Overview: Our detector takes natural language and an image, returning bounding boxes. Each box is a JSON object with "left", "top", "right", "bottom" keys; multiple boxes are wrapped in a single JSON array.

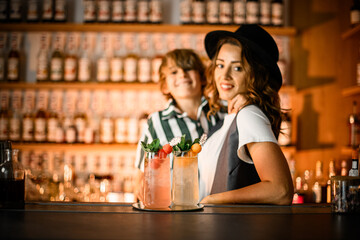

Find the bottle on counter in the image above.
[
  {"left": 349, "top": 147, "right": 359, "bottom": 177},
  {"left": 348, "top": 101, "right": 360, "bottom": 148},
  {"left": 47, "top": 111, "right": 59, "bottom": 143},
  {"left": 78, "top": 33, "right": 94, "bottom": 83},
  {"left": 54, "top": 0, "right": 68, "bottom": 22},
  {"left": 271, "top": 0, "right": 284, "bottom": 26},
  {"left": 326, "top": 159, "right": 336, "bottom": 203},
  {"left": 0, "top": 106, "right": 8, "bottom": 141}
]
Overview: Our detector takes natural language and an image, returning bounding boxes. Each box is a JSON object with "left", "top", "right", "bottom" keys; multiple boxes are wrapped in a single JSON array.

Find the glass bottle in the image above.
[
  {"left": 326, "top": 159, "right": 336, "bottom": 203},
  {"left": 0, "top": 33, "right": 5, "bottom": 82},
  {"left": 149, "top": 0, "right": 162, "bottom": 24},
  {"left": 180, "top": 0, "right": 192, "bottom": 24},
  {"left": 54, "top": 0, "right": 67, "bottom": 22},
  {"left": 26, "top": 0, "right": 40, "bottom": 22},
  {"left": 64, "top": 33, "right": 78, "bottom": 82},
  {"left": 349, "top": 101, "right": 360, "bottom": 148},
  {"left": 123, "top": 33, "right": 138, "bottom": 83},
  {"left": 34, "top": 90, "right": 49, "bottom": 143},
  {"left": 41, "top": 0, "right": 54, "bottom": 22},
  {"left": 110, "top": 34, "right": 123, "bottom": 82},
  {"left": 206, "top": 0, "right": 219, "bottom": 24},
  {"left": 246, "top": 0, "right": 259, "bottom": 24},
  {"left": 8, "top": 0, "right": 22, "bottom": 22},
  {"left": 112, "top": 0, "right": 124, "bottom": 23},
  {"left": 100, "top": 112, "right": 114, "bottom": 144},
  {"left": 137, "top": 33, "right": 151, "bottom": 83},
  {"left": 22, "top": 110, "right": 34, "bottom": 143},
  {"left": 0, "top": 147, "right": 25, "bottom": 209},
  {"left": 0, "top": 0, "right": 7, "bottom": 22},
  {"left": 219, "top": 0, "right": 232, "bottom": 25},
  {"left": 74, "top": 111, "right": 87, "bottom": 144},
  {"left": 349, "top": 148, "right": 359, "bottom": 177},
  {"left": 7, "top": 33, "right": 21, "bottom": 83},
  {"left": 312, "top": 160, "right": 327, "bottom": 203},
  {"left": 137, "top": 0, "right": 149, "bottom": 23},
  {"left": 350, "top": 0, "right": 360, "bottom": 27},
  {"left": 192, "top": 0, "right": 205, "bottom": 24},
  {"left": 233, "top": 0, "right": 246, "bottom": 24},
  {"left": 78, "top": 33, "right": 93, "bottom": 83},
  {"left": 97, "top": 0, "right": 111, "bottom": 23},
  {"left": 9, "top": 109, "right": 21, "bottom": 143},
  {"left": 36, "top": 34, "right": 50, "bottom": 82},
  {"left": 83, "top": 0, "right": 97, "bottom": 23},
  {"left": 124, "top": 0, "right": 137, "bottom": 23},
  {"left": 47, "top": 111, "right": 59, "bottom": 143},
  {"left": 50, "top": 33, "right": 65, "bottom": 82},
  {"left": 151, "top": 33, "right": 166, "bottom": 83},
  {"left": 260, "top": 0, "right": 271, "bottom": 26},
  {"left": 0, "top": 106, "right": 8, "bottom": 141},
  {"left": 96, "top": 33, "right": 110, "bottom": 83},
  {"left": 271, "top": 0, "right": 284, "bottom": 26}
]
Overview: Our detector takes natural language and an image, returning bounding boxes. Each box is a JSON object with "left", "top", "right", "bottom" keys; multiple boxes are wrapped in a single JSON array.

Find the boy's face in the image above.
[{"left": 162, "top": 59, "right": 203, "bottom": 101}]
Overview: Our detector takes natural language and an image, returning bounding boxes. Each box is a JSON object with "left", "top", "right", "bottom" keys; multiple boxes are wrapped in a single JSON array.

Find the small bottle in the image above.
[
  {"left": 54, "top": 0, "right": 67, "bottom": 22},
  {"left": 206, "top": 0, "right": 219, "bottom": 25},
  {"left": 124, "top": 0, "right": 137, "bottom": 23},
  {"left": 137, "top": 33, "right": 151, "bottom": 83},
  {"left": 74, "top": 111, "right": 87, "bottom": 144},
  {"left": 149, "top": 0, "right": 162, "bottom": 24},
  {"left": 112, "top": 0, "right": 124, "bottom": 23},
  {"left": 219, "top": 0, "right": 232, "bottom": 25},
  {"left": 83, "top": 0, "right": 97, "bottom": 23},
  {"left": 78, "top": 34, "right": 93, "bottom": 83},
  {"left": 50, "top": 34, "right": 65, "bottom": 82},
  {"left": 8, "top": 0, "right": 23, "bottom": 22},
  {"left": 26, "top": 0, "right": 40, "bottom": 22},
  {"left": 64, "top": 33, "right": 78, "bottom": 82},
  {"left": 97, "top": 0, "right": 111, "bottom": 23},
  {"left": 110, "top": 34, "right": 123, "bottom": 82},
  {"left": 47, "top": 111, "right": 59, "bottom": 143},
  {"left": 100, "top": 113, "right": 114, "bottom": 144},
  {"left": 36, "top": 34, "right": 50, "bottom": 82},
  {"left": 246, "top": 0, "right": 259, "bottom": 24},
  {"left": 7, "top": 33, "right": 21, "bottom": 83},
  {"left": 123, "top": 33, "right": 138, "bottom": 83},
  {"left": 137, "top": 0, "right": 150, "bottom": 23},
  {"left": 22, "top": 110, "right": 34, "bottom": 143},
  {"left": 0, "top": 0, "right": 8, "bottom": 22},
  {"left": 349, "top": 148, "right": 359, "bottom": 177},
  {"left": 271, "top": 0, "right": 284, "bottom": 26},
  {"left": 96, "top": 34, "right": 111, "bottom": 83},
  {"left": 348, "top": 101, "right": 360, "bottom": 148},
  {"left": 326, "top": 159, "right": 336, "bottom": 203},
  {"left": 192, "top": 0, "right": 206, "bottom": 24},
  {"left": 350, "top": 0, "right": 360, "bottom": 27},
  {"left": 41, "top": 0, "right": 54, "bottom": 22},
  {"left": 260, "top": 0, "right": 271, "bottom": 26},
  {"left": 0, "top": 107, "right": 9, "bottom": 141},
  {"left": 312, "top": 160, "right": 327, "bottom": 203},
  {"left": 180, "top": 0, "right": 192, "bottom": 24},
  {"left": 233, "top": 0, "right": 246, "bottom": 24},
  {"left": 340, "top": 160, "right": 348, "bottom": 176},
  {"left": 34, "top": 107, "right": 48, "bottom": 143},
  {"left": 9, "top": 108, "right": 21, "bottom": 142}
]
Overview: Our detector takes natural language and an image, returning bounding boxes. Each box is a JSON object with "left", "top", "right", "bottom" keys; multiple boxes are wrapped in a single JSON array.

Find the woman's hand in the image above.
[{"left": 228, "top": 94, "right": 246, "bottom": 114}]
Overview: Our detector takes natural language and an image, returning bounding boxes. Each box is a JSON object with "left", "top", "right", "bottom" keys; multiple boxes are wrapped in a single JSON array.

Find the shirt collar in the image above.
[{"left": 161, "top": 97, "right": 208, "bottom": 121}]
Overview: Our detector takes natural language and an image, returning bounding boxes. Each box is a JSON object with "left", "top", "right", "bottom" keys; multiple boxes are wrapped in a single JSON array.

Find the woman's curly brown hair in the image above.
[{"left": 204, "top": 37, "right": 283, "bottom": 138}]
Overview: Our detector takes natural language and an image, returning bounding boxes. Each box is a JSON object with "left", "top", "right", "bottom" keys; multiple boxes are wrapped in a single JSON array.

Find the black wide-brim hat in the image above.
[{"left": 205, "top": 24, "right": 282, "bottom": 91}]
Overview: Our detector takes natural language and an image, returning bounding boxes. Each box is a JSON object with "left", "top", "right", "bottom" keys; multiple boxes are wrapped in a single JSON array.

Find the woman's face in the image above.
[
  {"left": 162, "top": 58, "right": 203, "bottom": 100},
  {"left": 214, "top": 43, "right": 247, "bottom": 101}
]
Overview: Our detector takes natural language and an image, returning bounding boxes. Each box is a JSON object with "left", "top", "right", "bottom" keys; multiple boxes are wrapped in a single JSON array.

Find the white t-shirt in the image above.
[{"left": 198, "top": 105, "right": 278, "bottom": 200}]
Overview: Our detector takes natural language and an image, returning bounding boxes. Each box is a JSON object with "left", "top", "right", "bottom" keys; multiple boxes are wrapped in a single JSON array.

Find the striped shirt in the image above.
[{"left": 135, "top": 96, "right": 226, "bottom": 171}]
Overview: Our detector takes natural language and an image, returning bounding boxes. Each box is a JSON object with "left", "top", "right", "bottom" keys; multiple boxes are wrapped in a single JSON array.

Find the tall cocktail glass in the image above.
[
  {"left": 172, "top": 151, "right": 199, "bottom": 207},
  {"left": 143, "top": 151, "right": 171, "bottom": 209}
]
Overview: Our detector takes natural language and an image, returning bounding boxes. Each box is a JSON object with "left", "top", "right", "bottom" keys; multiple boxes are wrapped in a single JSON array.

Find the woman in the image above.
[{"left": 198, "top": 24, "right": 294, "bottom": 205}]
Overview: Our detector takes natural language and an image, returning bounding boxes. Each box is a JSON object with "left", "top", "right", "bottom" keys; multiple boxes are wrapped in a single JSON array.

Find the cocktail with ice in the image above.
[{"left": 141, "top": 139, "right": 172, "bottom": 209}]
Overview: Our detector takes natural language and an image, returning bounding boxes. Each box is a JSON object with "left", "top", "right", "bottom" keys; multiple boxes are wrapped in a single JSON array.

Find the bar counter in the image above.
[{"left": 1, "top": 202, "right": 360, "bottom": 240}]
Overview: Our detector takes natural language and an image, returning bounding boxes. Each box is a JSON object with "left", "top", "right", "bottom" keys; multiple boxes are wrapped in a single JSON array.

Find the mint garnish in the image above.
[
  {"left": 172, "top": 134, "right": 199, "bottom": 153},
  {"left": 141, "top": 139, "right": 162, "bottom": 153}
]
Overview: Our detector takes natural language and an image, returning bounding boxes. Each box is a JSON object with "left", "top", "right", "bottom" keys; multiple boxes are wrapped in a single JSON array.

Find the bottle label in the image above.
[
  {"left": 272, "top": 3, "right": 283, "bottom": 26},
  {"left": 47, "top": 118, "right": 58, "bottom": 142},
  {"left": 50, "top": 57, "right": 63, "bottom": 81},
  {"left": 42, "top": 0, "right": 53, "bottom": 20},
  {"left": 112, "top": 1, "right": 124, "bottom": 22},
  {"left": 110, "top": 57, "right": 123, "bottom": 82},
  {"left": 37, "top": 53, "right": 49, "bottom": 81},
  {"left": 206, "top": 1, "right": 219, "bottom": 24},
  {"left": 137, "top": 1, "right": 149, "bottom": 22},
  {"left": 351, "top": 11, "right": 360, "bottom": 25},
  {"left": 9, "top": 117, "right": 20, "bottom": 141},
  {"left": 84, "top": 0, "right": 96, "bottom": 21},
  {"left": 78, "top": 57, "right": 91, "bottom": 82},
  {"left": 124, "top": 0, "right": 137, "bottom": 22},
  {"left": 34, "top": 118, "right": 46, "bottom": 142},
  {"left": 54, "top": 0, "right": 66, "bottom": 21},
  {"left": 138, "top": 58, "right": 151, "bottom": 83},
  {"left": 100, "top": 118, "right": 114, "bottom": 143},
  {"left": 98, "top": 0, "right": 111, "bottom": 21},
  {"left": 246, "top": 2, "right": 259, "bottom": 24},
  {"left": 150, "top": 0, "right": 162, "bottom": 22},
  {"left": 192, "top": 2, "right": 205, "bottom": 23},
  {"left": 219, "top": 2, "right": 232, "bottom": 24},
  {"left": 64, "top": 57, "right": 77, "bottom": 81},
  {"left": 124, "top": 57, "right": 137, "bottom": 82},
  {"left": 233, "top": 2, "right": 246, "bottom": 24},
  {"left": 180, "top": 0, "right": 192, "bottom": 23},
  {"left": 97, "top": 58, "right": 110, "bottom": 82},
  {"left": 27, "top": 0, "right": 39, "bottom": 20},
  {"left": 22, "top": 118, "right": 34, "bottom": 141},
  {"left": 7, "top": 57, "right": 19, "bottom": 81}
]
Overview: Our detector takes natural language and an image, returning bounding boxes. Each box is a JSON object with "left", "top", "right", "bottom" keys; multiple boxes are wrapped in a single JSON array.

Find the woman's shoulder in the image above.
[{"left": 236, "top": 105, "right": 270, "bottom": 124}]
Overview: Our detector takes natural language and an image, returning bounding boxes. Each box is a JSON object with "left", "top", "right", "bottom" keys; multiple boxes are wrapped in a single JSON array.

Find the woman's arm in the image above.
[{"left": 200, "top": 141, "right": 294, "bottom": 205}]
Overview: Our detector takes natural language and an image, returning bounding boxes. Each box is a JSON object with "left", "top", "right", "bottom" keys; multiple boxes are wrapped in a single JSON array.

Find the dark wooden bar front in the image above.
[{"left": 1, "top": 202, "right": 359, "bottom": 240}]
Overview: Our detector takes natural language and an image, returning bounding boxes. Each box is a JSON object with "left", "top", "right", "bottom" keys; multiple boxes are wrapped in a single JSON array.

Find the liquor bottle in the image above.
[
  {"left": 26, "top": 0, "right": 40, "bottom": 22},
  {"left": 180, "top": 0, "right": 192, "bottom": 24},
  {"left": 349, "top": 101, "right": 360, "bottom": 148},
  {"left": 149, "top": 0, "right": 162, "bottom": 24},
  {"left": 123, "top": 33, "right": 138, "bottom": 83},
  {"left": 36, "top": 34, "right": 50, "bottom": 82},
  {"left": 301, "top": 169, "right": 313, "bottom": 203},
  {"left": 0, "top": 0, "right": 8, "bottom": 22},
  {"left": 64, "top": 33, "right": 78, "bottom": 82},
  {"left": 42, "top": 0, "right": 54, "bottom": 22},
  {"left": 278, "top": 112, "right": 292, "bottom": 146},
  {"left": 74, "top": 111, "right": 87, "bottom": 144},
  {"left": 110, "top": 34, "right": 123, "bottom": 82},
  {"left": 206, "top": 0, "right": 219, "bottom": 24},
  {"left": 246, "top": 0, "right": 259, "bottom": 24},
  {"left": 83, "top": 0, "right": 97, "bottom": 23},
  {"left": 233, "top": 0, "right": 246, "bottom": 24},
  {"left": 192, "top": 0, "right": 205, "bottom": 24},
  {"left": 151, "top": 33, "right": 166, "bottom": 83},
  {"left": 97, "top": 0, "right": 111, "bottom": 23},
  {"left": 124, "top": 0, "right": 137, "bottom": 23},
  {"left": 47, "top": 111, "right": 59, "bottom": 143},
  {"left": 22, "top": 110, "right": 34, "bottom": 142},
  {"left": 54, "top": 0, "right": 67, "bottom": 22},
  {"left": 34, "top": 90, "right": 49, "bottom": 143},
  {"left": 326, "top": 159, "right": 336, "bottom": 203},
  {"left": 260, "top": 0, "right": 271, "bottom": 26},
  {"left": 137, "top": 33, "right": 151, "bottom": 83},
  {"left": 8, "top": 0, "right": 23, "bottom": 22},
  {"left": 63, "top": 114, "right": 77, "bottom": 144},
  {"left": 100, "top": 113, "right": 114, "bottom": 144},
  {"left": 115, "top": 114, "right": 127, "bottom": 143},
  {"left": 271, "top": 0, "right": 284, "bottom": 26},
  {"left": 340, "top": 160, "right": 348, "bottom": 176},
  {"left": 0, "top": 33, "right": 6, "bottom": 82},
  {"left": 78, "top": 34, "right": 93, "bottom": 83},
  {"left": 50, "top": 33, "right": 65, "bottom": 82},
  {"left": 112, "top": 0, "right": 124, "bottom": 23},
  {"left": 96, "top": 33, "right": 111, "bottom": 82},
  {"left": 137, "top": 0, "right": 149, "bottom": 23},
  {"left": 0, "top": 106, "right": 8, "bottom": 140},
  {"left": 219, "top": 0, "right": 232, "bottom": 25},
  {"left": 312, "top": 160, "right": 327, "bottom": 203},
  {"left": 9, "top": 90, "right": 22, "bottom": 142},
  {"left": 7, "top": 33, "right": 21, "bottom": 82},
  {"left": 349, "top": 148, "right": 359, "bottom": 177},
  {"left": 350, "top": 0, "right": 360, "bottom": 27}
]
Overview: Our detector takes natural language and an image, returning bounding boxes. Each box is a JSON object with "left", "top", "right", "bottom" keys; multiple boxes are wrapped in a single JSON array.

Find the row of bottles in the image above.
[
  {"left": 180, "top": 0, "right": 285, "bottom": 26},
  {"left": 0, "top": 88, "right": 166, "bottom": 144},
  {"left": 21, "top": 149, "right": 137, "bottom": 202},
  {"left": 292, "top": 147, "right": 360, "bottom": 204},
  {"left": 83, "top": 0, "right": 163, "bottom": 24},
  {"left": 0, "top": 0, "right": 68, "bottom": 23}
]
